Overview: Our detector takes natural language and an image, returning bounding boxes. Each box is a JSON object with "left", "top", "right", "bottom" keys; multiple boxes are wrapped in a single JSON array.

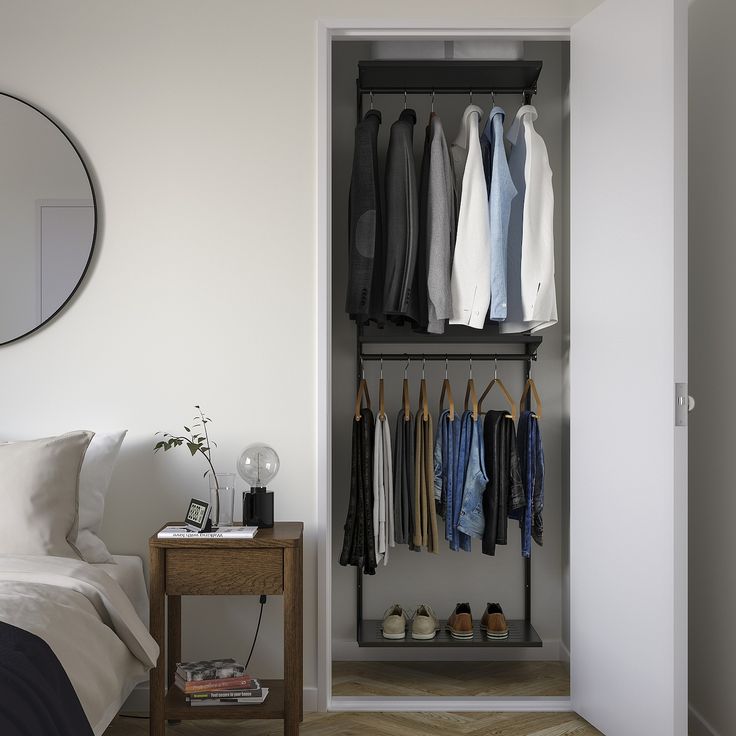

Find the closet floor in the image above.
[
  {"left": 332, "top": 660, "right": 569, "bottom": 697},
  {"left": 109, "top": 711, "right": 600, "bottom": 735}
]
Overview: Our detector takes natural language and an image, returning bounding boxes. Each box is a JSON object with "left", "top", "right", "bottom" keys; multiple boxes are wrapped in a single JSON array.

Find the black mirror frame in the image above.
[{"left": 0, "top": 91, "right": 98, "bottom": 348}]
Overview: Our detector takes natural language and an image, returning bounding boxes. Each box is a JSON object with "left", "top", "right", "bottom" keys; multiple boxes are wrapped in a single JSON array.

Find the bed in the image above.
[
  {"left": 0, "top": 554, "right": 158, "bottom": 736},
  {"left": 0, "top": 432, "right": 159, "bottom": 735}
]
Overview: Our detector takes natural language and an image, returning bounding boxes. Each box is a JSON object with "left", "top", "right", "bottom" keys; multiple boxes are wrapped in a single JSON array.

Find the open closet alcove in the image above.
[
  {"left": 329, "top": 36, "right": 571, "bottom": 704},
  {"left": 317, "top": 7, "right": 687, "bottom": 734}
]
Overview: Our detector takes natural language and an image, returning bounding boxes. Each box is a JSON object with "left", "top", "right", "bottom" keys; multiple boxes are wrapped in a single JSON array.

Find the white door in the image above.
[{"left": 569, "top": 1, "right": 687, "bottom": 735}]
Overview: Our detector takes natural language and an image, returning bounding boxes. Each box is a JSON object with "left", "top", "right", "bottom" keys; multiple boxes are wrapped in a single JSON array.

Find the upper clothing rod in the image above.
[
  {"left": 357, "top": 88, "right": 536, "bottom": 95},
  {"left": 360, "top": 353, "right": 536, "bottom": 362}
]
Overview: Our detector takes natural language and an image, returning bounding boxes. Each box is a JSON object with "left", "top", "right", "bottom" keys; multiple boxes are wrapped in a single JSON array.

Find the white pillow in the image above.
[
  {"left": 76, "top": 430, "right": 127, "bottom": 563},
  {"left": 0, "top": 431, "right": 94, "bottom": 557}
]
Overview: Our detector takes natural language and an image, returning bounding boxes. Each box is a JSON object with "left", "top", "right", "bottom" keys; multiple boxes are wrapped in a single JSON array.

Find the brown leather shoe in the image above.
[
  {"left": 446, "top": 603, "right": 474, "bottom": 640},
  {"left": 480, "top": 602, "right": 509, "bottom": 639}
]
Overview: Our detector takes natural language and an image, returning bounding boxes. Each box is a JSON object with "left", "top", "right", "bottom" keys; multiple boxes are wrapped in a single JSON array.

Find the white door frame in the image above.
[{"left": 316, "top": 18, "right": 576, "bottom": 713}]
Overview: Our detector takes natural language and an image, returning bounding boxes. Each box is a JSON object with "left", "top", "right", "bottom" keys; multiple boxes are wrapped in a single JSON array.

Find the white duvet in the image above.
[{"left": 0, "top": 556, "right": 159, "bottom": 735}]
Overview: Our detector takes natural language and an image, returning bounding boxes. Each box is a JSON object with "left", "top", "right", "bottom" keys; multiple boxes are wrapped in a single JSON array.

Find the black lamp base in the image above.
[{"left": 243, "top": 489, "right": 274, "bottom": 528}]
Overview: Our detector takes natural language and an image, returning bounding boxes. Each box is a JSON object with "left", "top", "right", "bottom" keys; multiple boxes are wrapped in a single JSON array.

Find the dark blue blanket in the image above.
[{"left": 0, "top": 621, "right": 93, "bottom": 736}]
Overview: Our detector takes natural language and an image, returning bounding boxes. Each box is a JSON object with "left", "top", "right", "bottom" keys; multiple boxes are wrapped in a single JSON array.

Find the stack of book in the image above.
[{"left": 175, "top": 658, "right": 267, "bottom": 706}]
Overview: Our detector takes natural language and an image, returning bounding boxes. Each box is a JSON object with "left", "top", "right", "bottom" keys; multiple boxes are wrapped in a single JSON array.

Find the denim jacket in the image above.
[
  {"left": 511, "top": 410, "right": 544, "bottom": 557},
  {"left": 457, "top": 414, "right": 487, "bottom": 539},
  {"left": 449, "top": 411, "right": 474, "bottom": 552}
]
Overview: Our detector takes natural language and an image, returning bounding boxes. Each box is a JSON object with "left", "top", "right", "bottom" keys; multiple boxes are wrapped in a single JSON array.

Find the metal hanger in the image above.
[
  {"left": 403, "top": 90, "right": 407, "bottom": 109},
  {"left": 464, "top": 357, "right": 479, "bottom": 421},
  {"left": 431, "top": 90, "right": 435, "bottom": 113},
  {"left": 469, "top": 89, "right": 473, "bottom": 105},
  {"left": 369, "top": 91, "right": 374, "bottom": 110},
  {"left": 479, "top": 358, "right": 517, "bottom": 422},
  {"left": 439, "top": 355, "right": 455, "bottom": 421}
]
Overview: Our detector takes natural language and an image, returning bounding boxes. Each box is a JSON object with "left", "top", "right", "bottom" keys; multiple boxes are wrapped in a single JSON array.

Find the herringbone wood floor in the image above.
[
  {"left": 332, "top": 660, "right": 570, "bottom": 697},
  {"left": 108, "top": 662, "right": 592, "bottom": 735},
  {"left": 108, "top": 711, "right": 601, "bottom": 735}
]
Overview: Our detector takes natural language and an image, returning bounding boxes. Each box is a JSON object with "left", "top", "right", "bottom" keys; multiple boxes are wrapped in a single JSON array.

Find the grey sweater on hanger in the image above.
[{"left": 425, "top": 114, "right": 458, "bottom": 334}]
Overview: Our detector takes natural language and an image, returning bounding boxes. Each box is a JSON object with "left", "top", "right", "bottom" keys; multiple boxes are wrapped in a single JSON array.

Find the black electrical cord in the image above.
[
  {"left": 245, "top": 595, "right": 267, "bottom": 671},
  {"left": 121, "top": 595, "right": 267, "bottom": 720}
]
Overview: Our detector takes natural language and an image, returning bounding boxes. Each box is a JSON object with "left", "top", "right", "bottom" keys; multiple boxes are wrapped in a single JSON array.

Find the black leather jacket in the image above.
[{"left": 383, "top": 108, "right": 419, "bottom": 325}]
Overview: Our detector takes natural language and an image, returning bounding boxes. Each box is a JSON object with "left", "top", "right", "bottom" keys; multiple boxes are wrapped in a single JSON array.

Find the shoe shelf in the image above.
[{"left": 357, "top": 619, "right": 542, "bottom": 648}]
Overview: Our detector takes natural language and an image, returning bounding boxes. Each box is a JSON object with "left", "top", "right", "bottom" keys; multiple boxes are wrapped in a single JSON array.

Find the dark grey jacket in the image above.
[
  {"left": 482, "top": 410, "right": 525, "bottom": 556},
  {"left": 346, "top": 109, "right": 384, "bottom": 325},
  {"left": 383, "top": 109, "right": 419, "bottom": 325}
]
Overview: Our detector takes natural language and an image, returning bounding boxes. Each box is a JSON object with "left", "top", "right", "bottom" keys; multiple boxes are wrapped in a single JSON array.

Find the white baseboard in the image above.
[
  {"left": 689, "top": 703, "right": 721, "bottom": 736},
  {"left": 559, "top": 640, "right": 570, "bottom": 664},
  {"left": 303, "top": 687, "right": 318, "bottom": 712},
  {"left": 332, "top": 637, "right": 563, "bottom": 662},
  {"left": 120, "top": 683, "right": 148, "bottom": 713},
  {"left": 120, "top": 683, "right": 318, "bottom": 715},
  {"left": 330, "top": 695, "right": 573, "bottom": 712}
]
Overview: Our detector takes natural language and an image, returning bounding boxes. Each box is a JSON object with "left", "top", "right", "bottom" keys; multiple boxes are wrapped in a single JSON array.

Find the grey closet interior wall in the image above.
[{"left": 330, "top": 39, "right": 571, "bottom": 662}]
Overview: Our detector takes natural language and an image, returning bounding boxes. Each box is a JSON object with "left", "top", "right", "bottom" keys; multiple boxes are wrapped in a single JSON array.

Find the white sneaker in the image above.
[
  {"left": 381, "top": 604, "right": 408, "bottom": 639},
  {"left": 411, "top": 604, "right": 440, "bottom": 640}
]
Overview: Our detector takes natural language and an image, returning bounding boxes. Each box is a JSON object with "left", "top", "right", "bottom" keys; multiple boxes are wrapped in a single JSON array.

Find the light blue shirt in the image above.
[{"left": 481, "top": 107, "right": 517, "bottom": 322}]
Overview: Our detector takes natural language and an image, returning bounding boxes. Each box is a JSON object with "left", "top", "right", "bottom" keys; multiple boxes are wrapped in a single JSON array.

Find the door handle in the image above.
[{"left": 675, "top": 383, "right": 691, "bottom": 426}]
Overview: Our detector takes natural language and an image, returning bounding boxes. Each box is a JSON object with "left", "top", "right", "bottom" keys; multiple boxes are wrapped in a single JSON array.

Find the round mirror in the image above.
[{"left": 0, "top": 92, "right": 96, "bottom": 346}]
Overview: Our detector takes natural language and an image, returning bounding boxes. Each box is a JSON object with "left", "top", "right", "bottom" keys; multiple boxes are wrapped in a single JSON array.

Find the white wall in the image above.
[
  {"left": 330, "top": 40, "right": 570, "bottom": 661},
  {"left": 0, "top": 0, "right": 598, "bottom": 697},
  {"left": 688, "top": 1, "right": 736, "bottom": 734}
]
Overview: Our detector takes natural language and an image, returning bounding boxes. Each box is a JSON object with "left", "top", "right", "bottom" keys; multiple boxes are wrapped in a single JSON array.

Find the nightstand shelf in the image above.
[
  {"left": 164, "top": 679, "right": 285, "bottom": 720},
  {"left": 149, "top": 522, "right": 303, "bottom": 735}
]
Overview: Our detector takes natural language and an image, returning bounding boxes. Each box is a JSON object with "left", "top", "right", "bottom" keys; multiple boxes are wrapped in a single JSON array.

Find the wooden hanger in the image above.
[
  {"left": 418, "top": 357, "right": 429, "bottom": 422},
  {"left": 377, "top": 356, "right": 386, "bottom": 421},
  {"left": 479, "top": 358, "right": 517, "bottom": 422},
  {"left": 354, "top": 359, "right": 372, "bottom": 421},
  {"left": 402, "top": 357, "right": 411, "bottom": 421},
  {"left": 439, "top": 356, "right": 455, "bottom": 421},
  {"left": 519, "top": 366, "right": 543, "bottom": 420},
  {"left": 464, "top": 358, "right": 479, "bottom": 421}
]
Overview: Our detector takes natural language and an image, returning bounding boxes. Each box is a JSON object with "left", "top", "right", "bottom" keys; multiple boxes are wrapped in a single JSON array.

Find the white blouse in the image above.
[{"left": 449, "top": 104, "right": 492, "bottom": 329}]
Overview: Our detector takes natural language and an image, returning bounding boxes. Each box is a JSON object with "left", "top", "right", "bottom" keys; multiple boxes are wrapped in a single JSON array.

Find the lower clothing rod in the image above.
[{"left": 360, "top": 353, "right": 536, "bottom": 362}]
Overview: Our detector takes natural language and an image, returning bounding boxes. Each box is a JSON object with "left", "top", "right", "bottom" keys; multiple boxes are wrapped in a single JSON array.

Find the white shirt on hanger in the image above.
[
  {"left": 500, "top": 104, "right": 558, "bottom": 334},
  {"left": 449, "top": 104, "right": 491, "bottom": 330}
]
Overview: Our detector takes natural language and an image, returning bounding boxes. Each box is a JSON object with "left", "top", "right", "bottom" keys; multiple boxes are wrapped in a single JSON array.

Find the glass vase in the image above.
[{"left": 209, "top": 473, "right": 235, "bottom": 527}]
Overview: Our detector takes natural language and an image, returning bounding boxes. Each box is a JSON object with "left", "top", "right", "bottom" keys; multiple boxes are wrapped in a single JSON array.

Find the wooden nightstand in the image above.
[{"left": 148, "top": 522, "right": 303, "bottom": 735}]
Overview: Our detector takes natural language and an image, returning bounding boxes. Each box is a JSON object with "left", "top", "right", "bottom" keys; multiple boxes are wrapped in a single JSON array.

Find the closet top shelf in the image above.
[
  {"left": 357, "top": 59, "right": 543, "bottom": 94},
  {"left": 358, "top": 324, "right": 543, "bottom": 348}
]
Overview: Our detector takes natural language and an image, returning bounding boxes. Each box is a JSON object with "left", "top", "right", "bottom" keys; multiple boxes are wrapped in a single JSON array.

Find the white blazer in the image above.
[
  {"left": 450, "top": 104, "right": 491, "bottom": 329},
  {"left": 500, "top": 105, "right": 558, "bottom": 334}
]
